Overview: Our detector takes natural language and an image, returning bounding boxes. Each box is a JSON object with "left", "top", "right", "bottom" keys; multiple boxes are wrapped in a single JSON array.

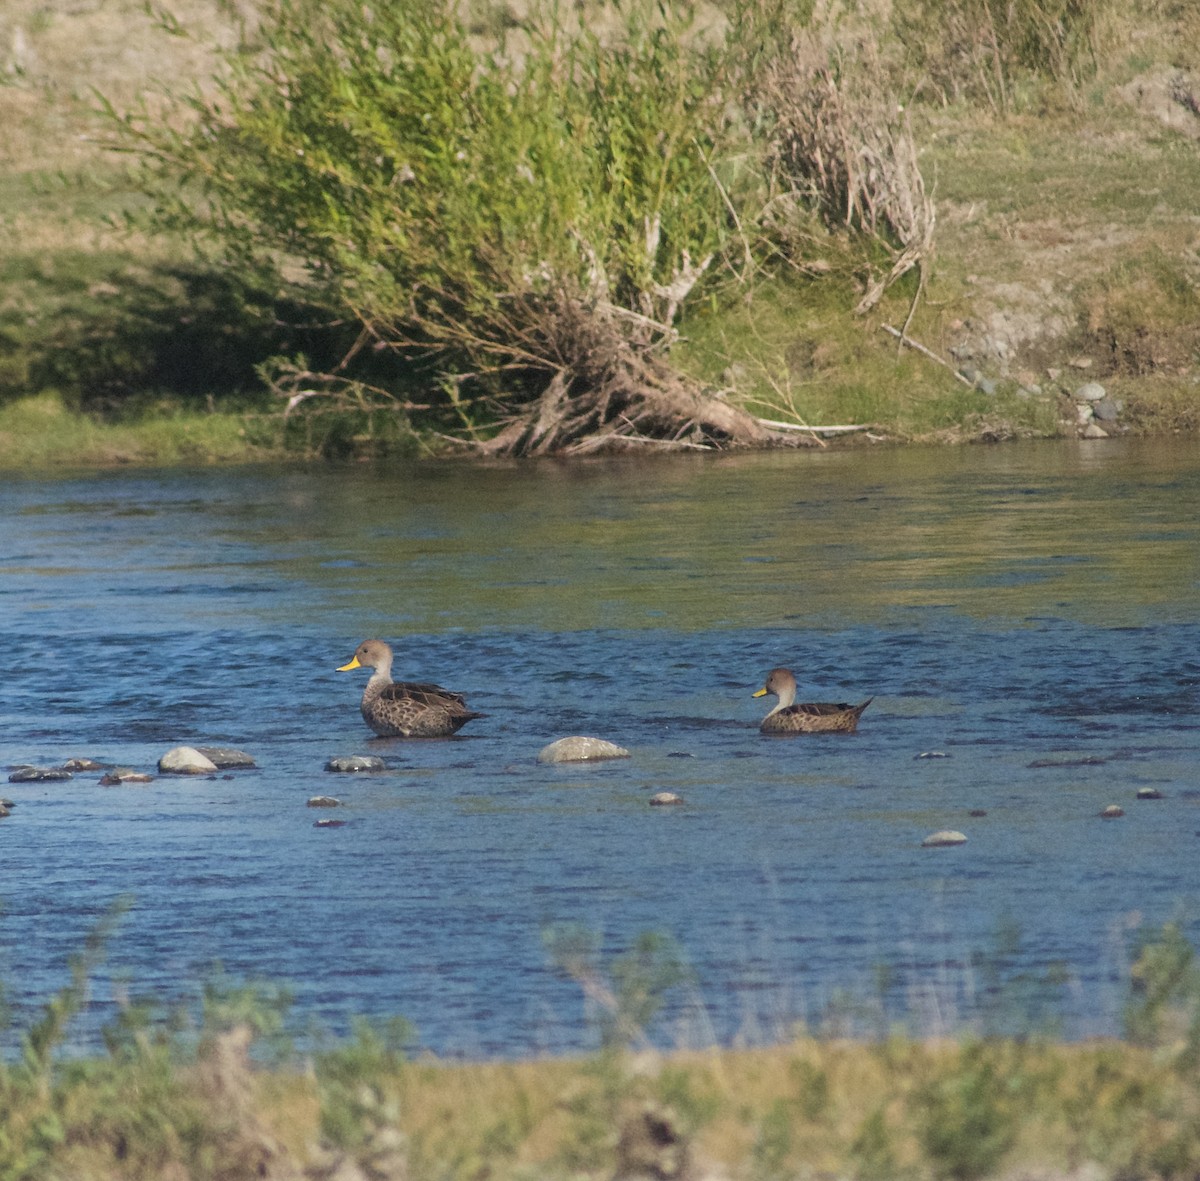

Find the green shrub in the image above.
[{"left": 112, "top": 0, "right": 777, "bottom": 453}]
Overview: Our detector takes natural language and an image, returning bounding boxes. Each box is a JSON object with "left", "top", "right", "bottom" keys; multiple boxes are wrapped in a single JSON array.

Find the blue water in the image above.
[{"left": 2, "top": 439, "right": 1199, "bottom": 1056}]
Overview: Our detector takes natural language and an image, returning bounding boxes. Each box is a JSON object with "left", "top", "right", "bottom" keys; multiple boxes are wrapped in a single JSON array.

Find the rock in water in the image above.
[
  {"left": 537, "top": 736, "right": 631, "bottom": 764},
  {"left": 8, "top": 765, "right": 73, "bottom": 783},
  {"left": 324, "top": 755, "right": 386, "bottom": 773},
  {"left": 158, "top": 747, "right": 219, "bottom": 775},
  {"left": 194, "top": 746, "right": 257, "bottom": 769},
  {"left": 922, "top": 830, "right": 968, "bottom": 847}
]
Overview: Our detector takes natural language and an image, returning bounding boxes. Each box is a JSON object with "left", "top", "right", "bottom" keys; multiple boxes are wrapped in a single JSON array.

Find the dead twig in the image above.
[{"left": 880, "top": 323, "right": 974, "bottom": 386}]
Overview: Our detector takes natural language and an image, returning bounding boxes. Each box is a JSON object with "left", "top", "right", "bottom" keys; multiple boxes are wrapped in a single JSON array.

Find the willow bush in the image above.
[{"left": 113, "top": 0, "right": 787, "bottom": 454}]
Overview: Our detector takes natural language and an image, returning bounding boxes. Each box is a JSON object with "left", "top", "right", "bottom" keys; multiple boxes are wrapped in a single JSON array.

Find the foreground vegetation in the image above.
[
  {"left": 0, "top": 0, "right": 1198, "bottom": 463},
  {"left": 7, "top": 915, "right": 1200, "bottom": 1180}
]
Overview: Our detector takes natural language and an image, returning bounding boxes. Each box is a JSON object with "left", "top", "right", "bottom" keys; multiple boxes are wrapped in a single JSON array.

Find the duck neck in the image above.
[{"left": 362, "top": 665, "right": 393, "bottom": 705}]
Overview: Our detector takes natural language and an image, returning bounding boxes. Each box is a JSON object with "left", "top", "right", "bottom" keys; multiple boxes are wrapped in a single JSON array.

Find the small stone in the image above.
[
  {"left": 922, "top": 830, "right": 968, "bottom": 847},
  {"left": 1075, "top": 402, "right": 1094, "bottom": 425},
  {"left": 1136, "top": 787, "right": 1164, "bottom": 800},
  {"left": 61, "top": 758, "right": 104, "bottom": 771},
  {"left": 100, "top": 768, "right": 155, "bottom": 785},
  {"left": 1074, "top": 380, "right": 1106, "bottom": 401},
  {"left": 314, "top": 818, "right": 346, "bottom": 828},
  {"left": 8, "top": 766, "right": 73, "bottom": 783},
  {"left": 325, "top": 755, "right": 385, "bottom": 773},
  {"left": 915, "top": 751, "right": 950, "bottom": 760},
  {"left": 158, "top": 746, "right": 219, "bottom": 774},
  {"left": 1070, "top": 357, "right": 1095, "bottom": 370},
  {"left": 537, "top": 736, "right": 631, "bottom": 764},
  {"left": 193, "top": 746, "right": 256, "bottom": 769},
  {"left": 649, "top": 792, "right": 684, "bottom": 806},
  {"left": 1100, "top": 804, "right": 1125, "bottom": 819},
  {"left": 1081, "top": 422, "right": 1109, "bottom": 439},
  {"left": 976, "top": 377, "right": 998, "bottom": 396},
  {"left": 307, "top": 795, "right": 343, "bottom": 807},
  {"left": 1093, "top": 397, "right": 1121, "bottom": 422}
]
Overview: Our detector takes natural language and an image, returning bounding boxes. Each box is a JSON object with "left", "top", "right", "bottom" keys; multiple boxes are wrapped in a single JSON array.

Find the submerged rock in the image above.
[
  {"left": 922, "top": 830, "right": 968, "bottom": 847},
  {"left": 307, "top": 795, "right": 343, "bottom": 808},
  {"left": 8, "top": 765, "right": 73, "bottom": 783},
  {"left": 100, "top": 768, "right": 155, "bottom": 786},
  {"left": 537, "top": 736, "right": 631, "bottom": 764},
  {"left": 1100, "top": 804, "right": 1125, "bottom": 819},
  {"left": 325, "top": 755, "right": 385, "bottom": 773},
  {"left": 158, "top": 747, "right": 218, "bottom": 775},
  {"left": 313, "top": 818, "right": 346, "bottom": 828},
  {"left": 649, "top": 792, "right": 684, "bottom": 806},
  {"left": 194, "top": 746, "right": 257, "bottom": 769},
  {"left": 61, "top": 757, "right": 105, "bottom": 771},
  {"left": 1136, "top": 787, "right": 1164, "bottom": 800}
]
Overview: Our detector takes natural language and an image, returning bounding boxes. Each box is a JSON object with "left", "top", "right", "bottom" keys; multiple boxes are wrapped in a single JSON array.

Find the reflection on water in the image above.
[{"left": 1, "top": 438, "right": 1199, "bottom": 1055}]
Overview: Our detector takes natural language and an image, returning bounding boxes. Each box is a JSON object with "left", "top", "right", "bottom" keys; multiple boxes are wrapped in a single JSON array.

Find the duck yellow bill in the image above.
[
  {"left": 337, "top": 656, "right": 362, "bottom": 671},
  {"left": 752, "top": 687, "right": 768, "bottom": 698}
]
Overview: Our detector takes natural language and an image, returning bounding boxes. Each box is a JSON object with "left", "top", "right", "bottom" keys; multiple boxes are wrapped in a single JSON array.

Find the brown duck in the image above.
[
  {"left": 338, "top": 639, "right": 485, "bottom": 738},
  {"left": 752, "top": 667, "right": 871, "bottom": 735}
]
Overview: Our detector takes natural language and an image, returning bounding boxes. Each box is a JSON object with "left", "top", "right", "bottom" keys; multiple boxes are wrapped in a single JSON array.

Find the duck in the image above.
[
  {"left": 337, "top": 639, "right": 485, "bottom": 738},
  {"left": 752, "top": 667, "right": 871, "bottom": 734}
]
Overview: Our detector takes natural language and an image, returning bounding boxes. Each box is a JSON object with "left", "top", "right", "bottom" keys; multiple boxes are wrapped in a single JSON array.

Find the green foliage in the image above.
[
  {"left": 113, "top": 0, "right": 756, "bottom": 441},
  {"left": 1124, "top": 920, "right": 1200, "bottom": 1059},
  {"left": 314, "top": 1016, "right": 413, "bottom": 1151},
  {"left": 916, "top": 1041, "right": 1026, "bottom": 1180},
  {"left": 543, "top": 925, "right": 694, "bottom": 1049}
]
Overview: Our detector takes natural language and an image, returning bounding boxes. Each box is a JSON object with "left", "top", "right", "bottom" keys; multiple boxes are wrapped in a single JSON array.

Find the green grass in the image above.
[{"left": 0, "top": 391, "right": 281, "bottom": 467}]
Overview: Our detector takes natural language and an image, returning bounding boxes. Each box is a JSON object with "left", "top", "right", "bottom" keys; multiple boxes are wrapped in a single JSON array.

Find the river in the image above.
[{"left": 2, "top": 438, "right": 1198, "bottom": 1056}]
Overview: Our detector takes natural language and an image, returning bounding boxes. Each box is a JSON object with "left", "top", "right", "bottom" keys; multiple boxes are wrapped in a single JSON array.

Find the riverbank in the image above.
[
  {"left": 1, "top": 0, "right": 1198, "bottom": 467},
  {"left": 10, "top": 1015, "right": 1200, "bottom": 1181}
]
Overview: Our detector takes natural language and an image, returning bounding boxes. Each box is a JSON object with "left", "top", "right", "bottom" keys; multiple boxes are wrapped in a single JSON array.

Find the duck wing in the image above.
[{"left": 381, "top": 681, "right": 472, "bottom": 710}]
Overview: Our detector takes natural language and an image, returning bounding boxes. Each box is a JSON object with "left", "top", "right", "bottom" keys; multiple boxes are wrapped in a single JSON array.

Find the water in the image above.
[{"left": 2, "top": 438, "right": 1199, "bottom": 1056}]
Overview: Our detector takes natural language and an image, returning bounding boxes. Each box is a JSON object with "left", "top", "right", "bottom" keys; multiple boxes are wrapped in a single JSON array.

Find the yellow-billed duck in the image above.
[
  {"left": 338, "top": 639, "right": 484, "bottom": 738},
  {"left": 752, "top": 667, "right": 871, "bottom": 734}
]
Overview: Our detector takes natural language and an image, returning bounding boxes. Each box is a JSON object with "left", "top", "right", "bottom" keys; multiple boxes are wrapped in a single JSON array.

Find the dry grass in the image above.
[{"left": 204, "top": 1036, "right": 1200, "bottom": 1181}]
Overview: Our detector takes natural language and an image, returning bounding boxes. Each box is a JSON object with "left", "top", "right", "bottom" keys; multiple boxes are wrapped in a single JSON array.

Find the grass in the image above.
[
  {"left": 0, "top": 391, "right": 281, "bottom": 467},
  {"left": 3, "top": 916, "right": 1200, "bottom": 1180},
  {"left": 0, "top": 0, "right": 1198, "bottom": 460}
]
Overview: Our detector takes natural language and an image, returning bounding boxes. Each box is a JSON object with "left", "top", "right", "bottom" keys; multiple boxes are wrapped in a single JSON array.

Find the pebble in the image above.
[
  {"left": 158, "top": 746, "right": 219, "bottom": 775},
  {"left": 922, "top": 830, "right": 968, "bottom": 847},
  {"left": 193, "top": 746, "right": 257, "bottom": 769},
  {"left": 1136, "top": 787, "right": 1164, "bottom": 800},
  {"left": 325, "top": 755, "right": 385, "bottom": 773},
  {"left": 1100, "top": 804, "right": 1125, "bottom": 819},
  {"left": 1081, "top": 422, "right": 1109, "bottom": 439},
  {"left": 537, "top": 736, "right": 631, "bottom": 764},
  {"left": 649, "top": 792, "right": 684, "bottom": 806},
  {"left": 1074, "top": 380, "right": 1106, "bottom": 401},
  {"left": 8, "top": 766, "right": 73, "bottom": 783},
  {"left": 307, "top": 795, "right": 343, "bottom": 808}
]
